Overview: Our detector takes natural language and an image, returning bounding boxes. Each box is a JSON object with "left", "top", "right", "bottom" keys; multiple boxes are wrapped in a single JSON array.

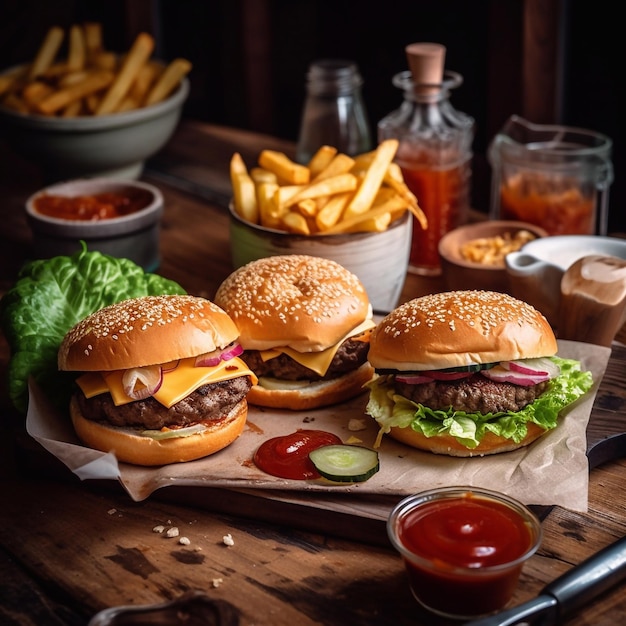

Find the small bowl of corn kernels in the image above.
[{"left": 438, "top": 220, "right": 548, "bottom": 294}]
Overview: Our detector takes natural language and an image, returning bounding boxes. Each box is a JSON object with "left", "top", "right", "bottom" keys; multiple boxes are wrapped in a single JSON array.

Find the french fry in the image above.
[
  {"left": 322, "top": 194, "right": 409, "bottom": 235},
  {"left": 83, "top": 22, "right": 103, "bottom": 60},
  {"left": 61, "top": 99, "right": 83, "bottom": 118},
  {"left": 315, "top": 192, "right": 351, "bottom": 231},
  {"left": 281, "top": 210, "right": 310, "bottom": 235},
  {"left": 344, "top": 139, "right": 399, "bottom": 218},
  {"left": 129, "top": 61, "right": 160, "bottom": 104},
  {"left": 229, "top": 154, "right": 259, "bottom": 224},
  {"left": 144, "top": 58, "right": 191, "bottom": 106},
  {"left": 257, "top": 182, "right": 280, "bottom": 228},
  {"left": 91, "top": 51, "right": 117, "bottom": 71},
  {"left": 258, "top": 150, "right": 310, "bottom": 185},
  {"left": 37, "top": 70, "right": 114, "bottom": 115},
  {"left": 96, "top": 32, "right": 154, "bottom": 115},
  {"left": 22, "top": 81, "right": 54, "bottom": 109},
  {"left": 307, "top": 145, "right": 337, "bottom": 177},
  {"left": 28, "top": 26, "right": 64, "bottom": 80},
  {"left": 250, "top": 167, "right": 278, "bottom": 186},
  {"left": 59, "top": 70, "right": 90, "bottom": 88},
  {"left": 311, "top": 153, "right": 355, "bottom": 181},
  {"left": 67, "top": 25, "right": 87, "bottom": 71},
  {"left": 280, "top": 173, "right": 357, "bottom": 209},
  {"left": 294, "top": 198, "right": 318, "bottom": 218}
]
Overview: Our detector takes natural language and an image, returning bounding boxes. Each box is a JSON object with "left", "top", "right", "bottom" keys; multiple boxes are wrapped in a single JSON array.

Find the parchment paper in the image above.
[{"left": 26, "top": 340, "right": 610, "bottom": 512}]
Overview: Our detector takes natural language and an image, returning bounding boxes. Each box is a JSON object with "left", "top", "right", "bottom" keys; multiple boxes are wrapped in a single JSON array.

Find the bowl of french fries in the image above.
[
  {"left": 0, "top": 24, "right": 191, "bottom": 180},
  {"left": 228, "top": 140, "right": 428, "bottom": 313},
  {"left": 438, "top": 220, "right": 548, "bottom": 294}
]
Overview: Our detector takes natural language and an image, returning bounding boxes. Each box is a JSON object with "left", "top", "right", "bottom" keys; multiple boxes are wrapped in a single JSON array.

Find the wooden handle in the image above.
[
  {"left": 558, "top": 255, "right": 626, "bottom": 346},
  {"left": 405, "top": 42, "right": 446, "bottom": 95}
]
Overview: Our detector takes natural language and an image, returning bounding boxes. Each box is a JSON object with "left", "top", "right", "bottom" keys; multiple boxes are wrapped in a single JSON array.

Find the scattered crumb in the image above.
[
  {"left": 348, "top": 419, "right": 367, "bottom": 431},
  {"left": 212, "top": 578, "right": 224, "bottom": 588},
  {"left": 152, "top": 525, "right": 165, "bottom": 533},
  {"left": 222, "top": 533, "right": 234, "bottom": 546},
  {"left": 179, "top": 537, "right": 191, "bottom": 546},
  {"left": 166, "top": 527, "right": 180, "bottom": 538},
  {"left": 107, "top": 508, "right": 117, "bottom": 516}
]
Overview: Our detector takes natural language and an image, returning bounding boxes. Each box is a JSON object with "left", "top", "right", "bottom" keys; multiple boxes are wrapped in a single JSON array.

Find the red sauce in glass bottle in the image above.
[
  {"left": 253, "top": 429, "right": 342, "bottom": 480},
  {"left": 390, "top": 491, "right": 540, "bottom": 618}
]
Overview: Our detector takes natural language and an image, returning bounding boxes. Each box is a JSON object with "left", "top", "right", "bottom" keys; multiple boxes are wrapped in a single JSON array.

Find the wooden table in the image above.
[{"left": 1, "top": 120, "right": 626, "bottom": 626}]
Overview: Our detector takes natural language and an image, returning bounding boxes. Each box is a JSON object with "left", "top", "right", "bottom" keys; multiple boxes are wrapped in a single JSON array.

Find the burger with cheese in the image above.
[
  {"left": 365, "top": 290, "right": 594, "bottom": 456},
  {"left": 58, "top": 294, "right": 257, "bottom": 466},
  {"left": 214, "top": 255, "right": 376, "bottom": 410}
]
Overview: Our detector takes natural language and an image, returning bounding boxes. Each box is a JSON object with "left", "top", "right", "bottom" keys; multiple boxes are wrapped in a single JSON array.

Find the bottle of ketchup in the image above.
[{"left": 378, "top": 43, "right": 474, "bottom": 276}]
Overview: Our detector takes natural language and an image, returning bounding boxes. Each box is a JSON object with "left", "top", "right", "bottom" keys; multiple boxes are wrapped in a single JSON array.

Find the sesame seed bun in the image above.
[
  {"left": 58, "top": 294, "right": 240, "bottom": 372},
  {"left": 215, "top": 255, "right": 375, "bottom": 409},
  {"left": 368, "top": 290, "right": 557, "bottom": 372},
  {"left": 69, "top": 396, "right": 248, "bottom": 466},
  {"left": 214, "top": 255, "right": 371, "bottom": 353}
]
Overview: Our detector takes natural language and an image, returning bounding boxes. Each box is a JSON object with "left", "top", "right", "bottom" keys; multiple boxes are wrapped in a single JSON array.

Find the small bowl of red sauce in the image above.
[
  {"left": 387, "top": 486, "right": 542, "bottom": 620},
  {"left": 25, "top": 178, "right": 164, "bottom": 271}
]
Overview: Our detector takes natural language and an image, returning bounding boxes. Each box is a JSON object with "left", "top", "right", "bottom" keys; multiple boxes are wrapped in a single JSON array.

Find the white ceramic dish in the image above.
[
  {"left": 25, "top": 178, "right": 164, "bottom": 271},
  {"left": 228, "top": 204, "right": 412, "bottom": 313}
]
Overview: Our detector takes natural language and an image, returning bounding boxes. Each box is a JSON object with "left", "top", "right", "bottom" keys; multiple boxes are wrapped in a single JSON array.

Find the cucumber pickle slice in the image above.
[{"left": 309, "top": 445, "right": 380, "bottom": 483}]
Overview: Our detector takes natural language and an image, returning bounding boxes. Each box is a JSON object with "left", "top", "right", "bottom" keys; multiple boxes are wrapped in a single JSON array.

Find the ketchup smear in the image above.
[{"left": 253, "top": 429, "right": 342, "bottom": 480}]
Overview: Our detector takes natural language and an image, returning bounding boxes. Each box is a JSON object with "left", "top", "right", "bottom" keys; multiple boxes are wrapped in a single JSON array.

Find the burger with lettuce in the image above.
[{"left": 365, "top": 290, "right": 594, "bottom": 456}]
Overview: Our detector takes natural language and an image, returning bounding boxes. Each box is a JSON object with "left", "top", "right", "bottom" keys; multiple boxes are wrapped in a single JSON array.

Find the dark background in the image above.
[{"left": 1, "top": 0, "right": 623, "bottom": 233}]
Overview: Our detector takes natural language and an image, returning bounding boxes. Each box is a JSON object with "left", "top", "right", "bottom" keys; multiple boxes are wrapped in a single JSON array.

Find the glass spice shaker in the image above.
[
  {"left": 378, "top": 43, "right": 475, "bottom": 276},
  {"left": 296, "top": 59, "right": 372, "bottom": 164}
]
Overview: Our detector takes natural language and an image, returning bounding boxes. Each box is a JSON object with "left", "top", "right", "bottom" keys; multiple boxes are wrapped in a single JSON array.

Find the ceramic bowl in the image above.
[
  {"left": 228, "top": 204, "right": 412, "bottom": 313},
  {"left": 438, "top": 220, "right": 548, "bottom": 294},
  {"left": 0, "top": 65, "right": 188, "bottom": 181},
  {"left": 506, "top": 234, "right": 626, "bottom": 327},
  {"left": 25, "top": 178, "right": 164, "bottom": 271}
]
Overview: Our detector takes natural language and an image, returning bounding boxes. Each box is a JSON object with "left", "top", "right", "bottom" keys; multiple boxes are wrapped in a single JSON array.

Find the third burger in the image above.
[
  {"left": 365, "top": 290, "right": 594, "bottom": 457},
  {"left": 214, "top": 254, "right": 376, "bottom": 410}
]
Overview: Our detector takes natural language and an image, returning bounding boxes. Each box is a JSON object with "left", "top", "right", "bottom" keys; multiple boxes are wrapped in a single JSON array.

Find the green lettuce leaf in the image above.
[
  {"left": 365, "top": 357, "right": 594, "bottom": 450},
  {"left": 0, "top": 243, "right": 186, "bottom": 414}
]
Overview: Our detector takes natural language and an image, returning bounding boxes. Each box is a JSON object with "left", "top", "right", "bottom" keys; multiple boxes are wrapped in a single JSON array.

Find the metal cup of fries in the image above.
[{"left": 229, "top": 141, "right": 427, "bottom": 312}]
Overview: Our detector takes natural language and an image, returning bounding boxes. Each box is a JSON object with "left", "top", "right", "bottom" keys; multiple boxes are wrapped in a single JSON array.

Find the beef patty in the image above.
[
  {"left": 76, "top": 376, "right": 252, "bottom": 430},
  {"left": 243, "top": 337, "right": 370, "bottom": 381},
  {"left": 395, "top": 373, "right": 549, "bottom": 414}
]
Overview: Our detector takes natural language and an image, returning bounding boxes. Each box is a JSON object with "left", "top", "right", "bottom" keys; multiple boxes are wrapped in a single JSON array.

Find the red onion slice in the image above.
[
  {"left": 395, "top": 373, "right": 435, "bottom": 384},
  {"left": 122, "top": 365, "right": 163, "bottom": 399},
  {"left": 503, "top": 357, "right": 561, "bottom": 378},
  {"left": 195, "top": 342, "right": 244, "bottom": 367},
  {"left": 425, "top": 370, "right": 473, "bottom": 381},
  {"left": 481, "top": 365, "right": 549, "bottom": 386}
]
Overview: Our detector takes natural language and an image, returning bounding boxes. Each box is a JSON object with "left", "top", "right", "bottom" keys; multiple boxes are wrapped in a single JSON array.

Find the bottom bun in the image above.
[
  {"left": 70, "top": 397, "right": 248, "bottom": 466},
  {"left": 388, "top": 421, "right": 548, "bottom": 457},
  {"left": 248, "top": 363, "right": 375, "bottom": 410}
]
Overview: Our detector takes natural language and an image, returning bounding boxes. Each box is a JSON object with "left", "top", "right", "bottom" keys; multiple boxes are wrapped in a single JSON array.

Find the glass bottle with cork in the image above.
[{"left": 378, "top": 43, "right": 474, "bottom": 275}]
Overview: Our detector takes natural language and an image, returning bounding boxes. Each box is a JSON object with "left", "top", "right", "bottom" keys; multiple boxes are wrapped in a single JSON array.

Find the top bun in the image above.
[
  {"left": 368, "top": 290, "right": 557, "bottom": 371},
  {"left": 214, "top": 255, "right": 371, "bottom": 352},
  {"left": 58, "top": 295, "right": 240, "bottom": 372}
]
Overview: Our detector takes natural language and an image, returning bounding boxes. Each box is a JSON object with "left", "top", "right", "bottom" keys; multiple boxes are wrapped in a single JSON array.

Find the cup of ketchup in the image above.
[{"left": 387, "top": 486, "right": 542, "bottom": 620}]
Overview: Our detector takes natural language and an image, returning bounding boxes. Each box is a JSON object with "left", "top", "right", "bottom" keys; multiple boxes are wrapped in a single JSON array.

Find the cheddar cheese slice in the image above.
[
  {"left": 76, "top": 356, "right": 257, "bottom": 409},
  {"left": 258, "top": 317, "right": 376, "bottom": 376}
]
